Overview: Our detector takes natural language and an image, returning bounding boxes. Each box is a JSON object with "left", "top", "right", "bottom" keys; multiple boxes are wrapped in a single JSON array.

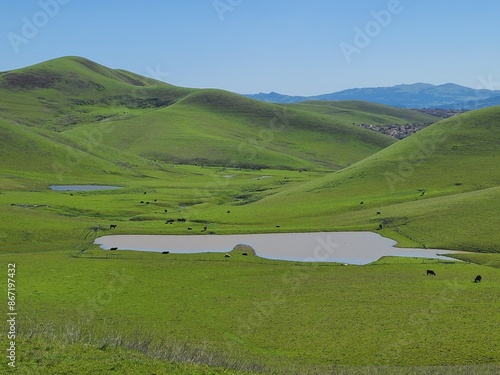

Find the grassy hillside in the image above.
[
  {"left": 0, "top": 56, "right": 425, "bottom": 173},
  {"left": 5, "top": 250, "right": 500, "bottom": 373},
  {"left": 0, "top": 56, "right": 194, "bottom": 129},
  {"left": 64, "top": 89, "right": 398, "bottom": 170}
]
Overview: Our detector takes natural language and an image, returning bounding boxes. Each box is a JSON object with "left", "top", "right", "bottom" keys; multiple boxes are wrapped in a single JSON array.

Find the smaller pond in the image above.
[
  {"left": 95, "top": 232, "right": 462, "bottom": 265},
  {"left": 50, "top": 185, "right": 123, "bottom": 191}
]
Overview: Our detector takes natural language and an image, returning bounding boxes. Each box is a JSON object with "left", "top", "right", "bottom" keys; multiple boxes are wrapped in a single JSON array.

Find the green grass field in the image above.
[{"left": 1, "top": 57, "right": 499, "bottom": 374}]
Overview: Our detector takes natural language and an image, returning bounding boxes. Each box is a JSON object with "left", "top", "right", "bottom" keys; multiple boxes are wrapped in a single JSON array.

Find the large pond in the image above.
[
  {"left": 50, "top": 185, "right": 123, "bottom": 191},
  {"left": 95, "top": 232, "right": 461, "bottom": 265}
]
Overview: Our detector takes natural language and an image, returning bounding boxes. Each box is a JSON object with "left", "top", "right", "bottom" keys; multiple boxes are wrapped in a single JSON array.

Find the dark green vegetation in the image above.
[{"left": 1, "top": 57, "right": 499, "bottom": 374}]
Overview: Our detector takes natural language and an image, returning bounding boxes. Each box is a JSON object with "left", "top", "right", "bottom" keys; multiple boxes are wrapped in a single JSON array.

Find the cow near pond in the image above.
[{"left": 426, "top": 270, "right": 436, "bottom": 276}]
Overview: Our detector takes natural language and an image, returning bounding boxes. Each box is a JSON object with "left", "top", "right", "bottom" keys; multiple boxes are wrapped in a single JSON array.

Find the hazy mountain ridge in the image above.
[{"left": 244, "top": 83, "right": 500, "bottom": 109}]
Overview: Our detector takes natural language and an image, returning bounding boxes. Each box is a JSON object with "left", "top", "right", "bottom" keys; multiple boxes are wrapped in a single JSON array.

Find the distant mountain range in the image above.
[{"left": 243, "top": 83, "right": 500, "bottom": 109}]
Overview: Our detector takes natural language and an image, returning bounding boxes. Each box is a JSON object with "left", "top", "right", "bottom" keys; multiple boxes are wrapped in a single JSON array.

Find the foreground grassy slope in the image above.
[{"left": 5, "top": 250, "right": 500, "bottom": 373}]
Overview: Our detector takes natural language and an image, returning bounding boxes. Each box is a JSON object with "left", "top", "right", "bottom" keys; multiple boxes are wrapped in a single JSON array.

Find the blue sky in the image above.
[{"left": 1, "top": 0, "right": 500, "bottom": 96}]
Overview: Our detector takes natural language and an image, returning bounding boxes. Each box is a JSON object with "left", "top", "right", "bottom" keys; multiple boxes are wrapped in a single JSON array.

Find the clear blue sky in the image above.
[{"left": 1, "top": 0, "right": 500, "bottom": 96}]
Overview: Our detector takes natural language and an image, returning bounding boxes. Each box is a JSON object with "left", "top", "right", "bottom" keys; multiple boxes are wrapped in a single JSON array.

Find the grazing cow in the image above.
[
  {"left": 110, "top": 247, "right": 118, "bottom": 251},
  {"left": 146, "top": 202, "right": 150, "bottom": 205},
  {"left": 109, "top": 224, "right": 117, "bottom": 229},
  {"left": 227, "top": 210, "right": 231, "bottom": 214},
  {"left": 144, "top": 192, "right": 147, "bottom": 194},
  {"left": 164, "top": 209, "right": 168, "bottom": 213},
  {"left": 162, "top": 251, "right": 170, "bottom": 255},
  {"left": 242, "top": 252, "right": 248, "bottom": 256},
  {"left": 276, "top": 225, "right": 280, "bottom": 228},
  {"left": 225, "top": 253, "right": 231, "bottom": 258},
  {"left": 377, "top": 224, "right": 383, "bottom": 230},
  {"left": 203, "top": 226, "right": 207, "bottom": 231},
  {"left": 426, "top": 270, "right": 436, "bottom": 276},
  {"left": 187, "top": 227, "right": 192, "bottom": 230},
  {"left": 140, "top": 201, "right": 144, "bottom": 204},
  {"left": 377, "top": 212, "right": 381, "bottom": 215},
  {"left": 177, "top": 218, "right": 186, "bottom": 223},
  {"left": 360, "top": 201, "right": 364, "bottom": 205},
  {"left": 474, "top": 275, "right": 482, "bottom": 283}
]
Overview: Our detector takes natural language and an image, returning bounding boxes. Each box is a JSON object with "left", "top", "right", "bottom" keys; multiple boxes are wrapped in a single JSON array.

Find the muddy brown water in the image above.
[{"left": 95, "top": 232, "right": 461, "bottom": 265}]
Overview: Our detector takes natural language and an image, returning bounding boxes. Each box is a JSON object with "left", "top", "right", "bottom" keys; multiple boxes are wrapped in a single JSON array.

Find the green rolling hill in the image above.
[{"left": 0, "top": 56, "right": 440, "bottom": 179}]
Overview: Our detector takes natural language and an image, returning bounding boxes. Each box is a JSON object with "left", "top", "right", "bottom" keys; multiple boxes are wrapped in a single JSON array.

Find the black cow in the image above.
[
  {"left": 376, "top": 212, "right": 381, "bottom": 215},
  {"left": 110, "top": 247, "right": 118, "bottom": 251},
  {"left": 225, "top": 254, "right": 231, "bottom": 258},
  {"left": 242, "top": 252, "right": 248, "bottom": 256},
  {"left": 474, "top": 275, "right": 482, "bottom": 283},
  {"left": 187, "top": 227, "right": 192, "bottom": 230},
  {"left": 162, "top": 251, "right": 170, "bottom": 255},
  {"left": 227, "top": 210, "right": 231, "bottom": 214},
  {"left": 426, "top": 270, "right": 436, "bottom": 276},
  {"left": 109, "top": 224, "right": 117, "bottom": 229}
]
